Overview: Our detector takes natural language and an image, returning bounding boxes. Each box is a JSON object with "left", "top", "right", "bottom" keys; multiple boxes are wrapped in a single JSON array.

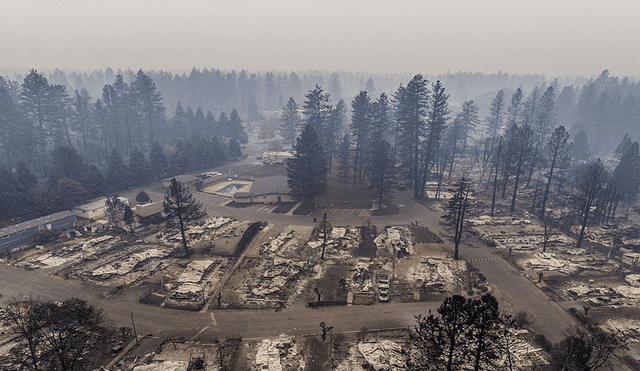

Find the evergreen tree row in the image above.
[
  {"left": 0, "top": 136, "right": 238, "bottom": 222},
  {"left": 285, "top": 71, "right": 640, "bottom": 217},
  {"left": 0, "top": 69, "right": 249, "bottom": 173}
]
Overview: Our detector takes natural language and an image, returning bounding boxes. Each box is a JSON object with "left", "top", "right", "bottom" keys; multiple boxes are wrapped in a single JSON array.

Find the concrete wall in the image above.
[{"left": 234, "top": 193, "right": 297, "bottom": 204}]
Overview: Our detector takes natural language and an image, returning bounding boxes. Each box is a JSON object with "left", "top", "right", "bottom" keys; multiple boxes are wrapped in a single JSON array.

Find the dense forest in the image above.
[
  {"left": 282, "top": 71, "right": 640, "bottom": 249},
  {"left": 0, "top": 69, "right": 246, "bottom": 221},
  {"left": 1, "top": 67, "right": 639, "bottom": 226}
]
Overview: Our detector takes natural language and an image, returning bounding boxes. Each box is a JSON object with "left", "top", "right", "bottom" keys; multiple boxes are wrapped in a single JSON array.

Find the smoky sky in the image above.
[{"left": 2, "top": 0, "right": 639, "bottom": 77}]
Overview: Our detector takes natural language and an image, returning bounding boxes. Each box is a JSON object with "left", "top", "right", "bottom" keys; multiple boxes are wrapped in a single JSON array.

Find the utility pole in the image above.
[
  {"left": 320, "top": 213, "right": 330, "bottom": 259},
  {"left": 320, "top": 322, "right": 333, "bottom": 341},
  {"left": 131, "top": 311, "right": 138, "bottom": 345}
]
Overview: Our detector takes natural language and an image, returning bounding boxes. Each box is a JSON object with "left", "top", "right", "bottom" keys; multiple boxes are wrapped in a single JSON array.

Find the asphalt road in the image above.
[{"left": 0, "top": 159, "right": 576, "bottom": 345}]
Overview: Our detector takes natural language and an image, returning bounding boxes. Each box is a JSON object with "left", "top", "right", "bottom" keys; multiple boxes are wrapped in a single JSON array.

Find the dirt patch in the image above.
[
  {"left": 371, "top": 203, "right": 399, "bottom": 216},
  {"left": 408, "top": 225, "right": 442, "bottom": 244},
  {"left": 316, "top": 174, "right": 390, "bottom": 211},
  {"left": 312, "top": 264, "right": 350, "bottom": 303}
]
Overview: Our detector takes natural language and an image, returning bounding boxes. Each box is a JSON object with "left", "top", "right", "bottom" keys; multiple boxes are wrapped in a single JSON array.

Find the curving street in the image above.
[{"left": 0, "top": 159, "right": 576, "bottom": 345}]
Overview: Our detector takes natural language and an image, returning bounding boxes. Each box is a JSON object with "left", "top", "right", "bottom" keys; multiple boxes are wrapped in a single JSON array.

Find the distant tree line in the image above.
[
  {"left": 0, "top": 69, "right": 247, "bottom": 222},
  {"left": 2, "top": 66, "right": 639, "bottom": 226},
  {"left": 1, "top": 67, "right": 555, "bottom": 119}
]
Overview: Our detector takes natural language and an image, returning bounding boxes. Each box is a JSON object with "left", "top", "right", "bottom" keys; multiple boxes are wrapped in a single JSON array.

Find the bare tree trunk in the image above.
[{"left": 490, "top": 141, "right": 502, "bottom": 216}]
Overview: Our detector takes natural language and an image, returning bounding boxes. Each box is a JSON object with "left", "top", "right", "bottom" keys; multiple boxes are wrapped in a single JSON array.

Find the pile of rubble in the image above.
[
  {"left": 358, "top": 340, "right": 405, "bottom": 370},
  {"left": 334, "top": 337, "right": 406, "bottom": 371},
  {"left": 350, "top": 259, "right": 376, "bottom": 294},
  {"left": 14, "top": 235, "right": 121, "bottom": 271},
  {"left": 334, "top": 336, "right": 543, "bottom": 371},
  {"left": 130, "top": 340, "right": 220, "bottom": 371},
  {"left": 249, "top": 258, "right": 308, "bottom": 298},
  {"left": 234, "top": 227, "right": 367, "bottom": 308},
  {"left": 524, "top": 252, "right": 578, "bottom": 274},
  {"left": 625, "top": 274, "right": 640, "bottom": 287},
  {"left": 468, "top": 215, "right": 576, "bottom": 251},
  {"left": 346, "top": 259, "right": 395, "bottom": 299},
  {"left": 521, "top": 249, "right": 618, "bottom": 275},
  {"left": 233, "top": 258, "right": 317, "bottom": 308},
  {"left": 89, "top": 247, "right": 170, "bottom": 281},
  {"left": 497, "top": 332, "right": 549, "bottom": 369},
  {"left": 375, "top": 226, "right": 414, "bottom": 256},
  {"left": 187, "top": 217, "right": 243, "bottom": 239},
  {"left": 253, "top": 335, "right": 304, "bottom": 371},
  {"left": 468, "top": 215, "right": 534, "bottom": 227},
  {"left": 563, "top": 281, "right": 640, "bottom": 306},
  {"left": 603, "top": 318, "right": 640, "bottom": 343},
  {"left": 574, "top": 224, "right": 640, "bottom": 248},
  {"left": 402, "top": 257, "right": 466, "bottom": 293},
  {"left": 226, "top": 230, "right": 318, "bottom": 308},
  {"left": 307, "top": 227, "right": 361, "bottom": 261},
  {"left": 166, "top": 258, "right": 231, "bottom": 302},
  {"left": 156, "top": 216, "right": 244, "bottom": 246},
  {"left": 262, "top": 230, "right": 305, "bottom": 256}
]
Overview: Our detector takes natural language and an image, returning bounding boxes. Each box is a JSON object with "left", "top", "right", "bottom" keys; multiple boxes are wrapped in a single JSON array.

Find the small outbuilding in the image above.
[
  {"left": 134, "top": 201, "right": 167, "bottom": 225},
  {"left": 234, "top": 175, "right": 296, "bottom": 204},
  {"left": 0, "top": 211, "right": 77, "bottom": 251}
]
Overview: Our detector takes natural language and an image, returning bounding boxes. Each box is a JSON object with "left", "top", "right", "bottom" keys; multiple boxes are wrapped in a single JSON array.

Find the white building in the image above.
[{"left": 73, "top": 197, "right": 129, "bottom": 220}]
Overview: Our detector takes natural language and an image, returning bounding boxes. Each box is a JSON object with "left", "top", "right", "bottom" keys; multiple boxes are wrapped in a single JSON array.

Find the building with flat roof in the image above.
[
  {"left": 234, "top": 175, "right": 296, "bottom": 204},
  {"left": 0, "top": 211, "right": 77, "bottom": 251}
]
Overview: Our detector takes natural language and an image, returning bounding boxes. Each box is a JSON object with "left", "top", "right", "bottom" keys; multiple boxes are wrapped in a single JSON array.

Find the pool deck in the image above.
[{"left": 202, "top": 180, "right": 253, "bottom": 197}]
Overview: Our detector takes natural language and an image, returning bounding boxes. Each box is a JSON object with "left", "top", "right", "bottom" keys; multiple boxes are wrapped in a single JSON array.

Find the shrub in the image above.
[
  {"left": 136, "top": 191, "right": 150, "bottom": 203},
  {"left": 513, "top": 311, "right": 534, "bottom": 329}
]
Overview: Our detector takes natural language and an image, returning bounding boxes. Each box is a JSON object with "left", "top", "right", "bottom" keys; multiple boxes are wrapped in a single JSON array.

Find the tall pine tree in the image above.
[{"left": 287, "top": 124, "right": 327, "bottom": 207}]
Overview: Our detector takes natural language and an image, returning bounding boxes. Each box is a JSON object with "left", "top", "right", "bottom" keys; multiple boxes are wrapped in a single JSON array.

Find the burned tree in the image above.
[
  {"left": 609, "top": 140, "right": 640, "bottom": 219},
  {"left": 541, "top": 214, "right": 561, "bottom": 253},
  {"left": 551, "top": 325, "right": 627, "bottom": 371},
  {"left": 490, "top": 138, "right": 502, "bottom": 216},
  {"left": 105, "top": 195, "right": 125, "bottom": 230},
  {"left": 123, "top": 205, "right": 134, "bottom": 235},
  {"left": 164, "top": 178, "right": 204, "bottom": 255},
  {"left": 407, "top": 294, "right": 507, "bottom": 371},
  {"left": 574, "top": 159, "right": 607, "bottom": 249},
  {"left": 444, "top": 178, "right": 470, "bottom": 260},
  {"left": 509, "top": 124, "right": 535, "bottom": 212},
  {"left": 3, "top": 297, "right": 114, "bottom": 371},
  {"left": 540, "top": 125, "right": 571, "bottom": 219}
]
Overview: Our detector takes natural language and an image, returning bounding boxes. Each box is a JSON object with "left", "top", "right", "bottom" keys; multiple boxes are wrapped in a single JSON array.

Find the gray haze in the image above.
[{"left": 2, "top": 0, "right": 639, "bottom": 76}]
